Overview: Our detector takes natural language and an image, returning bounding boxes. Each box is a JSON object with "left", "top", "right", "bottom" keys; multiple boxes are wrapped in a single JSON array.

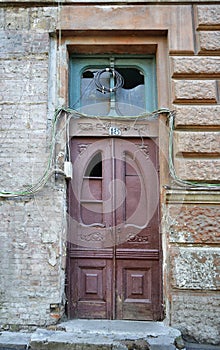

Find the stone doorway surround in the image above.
[{"left": 56, "top": 3, "right": 194, "bottom": 326}]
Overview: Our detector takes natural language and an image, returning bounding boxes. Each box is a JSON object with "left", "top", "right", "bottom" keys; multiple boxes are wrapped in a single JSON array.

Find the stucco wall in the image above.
[{"left": 0, "top": 1, "right": 219, "bottom": 345}]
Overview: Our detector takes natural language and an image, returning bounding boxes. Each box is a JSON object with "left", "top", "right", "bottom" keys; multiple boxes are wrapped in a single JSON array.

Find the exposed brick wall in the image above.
[
  {"left": 0, "top": 1, "right": 219, "bottom": 346},
  {"left": 0, "top": 6, "right": 66, "bottom": 328}
]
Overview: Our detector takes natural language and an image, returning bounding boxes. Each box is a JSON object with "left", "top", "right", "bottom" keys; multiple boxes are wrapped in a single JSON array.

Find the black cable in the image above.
[{"left": 94, "top": 68, "right": 124, "bottom": 94}]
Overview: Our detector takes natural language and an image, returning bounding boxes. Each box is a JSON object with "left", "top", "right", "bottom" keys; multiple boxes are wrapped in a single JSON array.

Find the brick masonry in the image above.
[
  {"left": 0, "top": 1, "right": 220, "bottom": 346},
  {"left": 0, "top": 5, "right": 65, "bottom": 329}
]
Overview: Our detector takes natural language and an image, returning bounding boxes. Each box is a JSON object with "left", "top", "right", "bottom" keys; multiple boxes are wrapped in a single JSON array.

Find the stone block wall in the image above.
[
  {"left": 0, "top": 1, "right": 219, "bottom": 345},
  {"left": 166, "top": 200, "right": 220, "bottom": 344},
  {"left": 167, "top": 4, "right": 220, "bottom": 344}
]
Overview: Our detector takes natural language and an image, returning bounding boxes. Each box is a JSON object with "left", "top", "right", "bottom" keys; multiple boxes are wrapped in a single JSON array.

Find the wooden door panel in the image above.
[
  {"left": 114, "top": 138, "right": 161, "bottom": 320},
  {"left": 71, "top": 258, "right": 112, "bottom": 319},
  {"left": 81, "top": 178, "right": 102, "bottom": 200},
  {"left": 114, "top": 139, "right": 159, "bottom": 250},
  {"left": 125, "top": 173, "right": 142, "bottom": 223},
  {"left": 67, "top": 138, "right": 114, "bottom": 319},
  {"left": 67, "top": 137, "right": 162, "bottom": 320},
  {"left": 67, "top": 138, "right": 113, "bottom": 250},
  {"left": 80, "top": 202, "right": 103, "bottom": 225},
  {"left": 116, "top": 259, "right": 160, "bottom": 320}
]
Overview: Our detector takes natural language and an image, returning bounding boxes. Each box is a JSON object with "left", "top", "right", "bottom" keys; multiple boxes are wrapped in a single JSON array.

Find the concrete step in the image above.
[
  {"left": 0, "top": 331, "right": 31, "bottom": 349},
  {"left": 0, "top": 320, "right": 183, "bottom": 350}
]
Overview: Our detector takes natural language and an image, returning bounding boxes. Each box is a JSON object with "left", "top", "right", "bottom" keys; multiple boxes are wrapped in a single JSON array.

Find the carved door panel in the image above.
[{"left": 67, "top": 137, "right": 162, "bottom": 320}]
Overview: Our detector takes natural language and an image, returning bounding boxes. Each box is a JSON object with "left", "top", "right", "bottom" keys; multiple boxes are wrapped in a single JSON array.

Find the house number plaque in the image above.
[{"left": 109, "top": 127, "right": 122, "bottom": 136}]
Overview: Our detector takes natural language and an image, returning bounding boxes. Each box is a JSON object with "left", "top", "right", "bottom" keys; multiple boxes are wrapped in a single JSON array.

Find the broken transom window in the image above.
[{"left": 69, "top": 56, "right": 157, "bottom": 117}]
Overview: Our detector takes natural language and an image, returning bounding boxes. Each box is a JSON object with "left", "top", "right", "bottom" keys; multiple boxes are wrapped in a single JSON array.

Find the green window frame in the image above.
[{"left": 69, "top": 55, "right": 157, "bottom": 116}]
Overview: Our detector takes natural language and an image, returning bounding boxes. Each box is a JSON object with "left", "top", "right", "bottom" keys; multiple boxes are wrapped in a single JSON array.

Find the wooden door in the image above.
[{"left": 66, "top": 137, "right": 162, "bottom": 320}]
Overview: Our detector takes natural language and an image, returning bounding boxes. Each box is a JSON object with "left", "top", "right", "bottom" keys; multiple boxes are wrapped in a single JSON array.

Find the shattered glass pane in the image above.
[
  {"left": 80, "top": 70, "right": 110, "bottom": 115},
  {"left": 79, "top": 67, "right": 145, "bottom": 116}
]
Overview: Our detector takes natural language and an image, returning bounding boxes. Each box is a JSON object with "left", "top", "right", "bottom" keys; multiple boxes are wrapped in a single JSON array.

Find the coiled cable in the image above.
[{"left": 94, "top": 68, "right": 124, "bottom": 93}]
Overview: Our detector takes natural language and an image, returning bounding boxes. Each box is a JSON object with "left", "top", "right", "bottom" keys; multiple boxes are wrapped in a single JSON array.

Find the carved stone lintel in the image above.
[
  {"left": 96, "top": 122, "right": 111, "bottom": 130},
  {"left": 78, "top": 122, "right": 93, "bottom": 131},
  {"left": 70, "top": 117, "right": 158, "bottom": 138}
]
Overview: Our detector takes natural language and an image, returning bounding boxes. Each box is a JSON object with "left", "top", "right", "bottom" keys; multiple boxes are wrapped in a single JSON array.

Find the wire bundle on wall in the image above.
[
  {"left": 94, "top": 68, "right": 124, "bottom": 94},
  {"left": 0, "top": 108, "right": 65, "bottom": 198},
  {"left": 167, "top": 111, "right": 220, "bottom": 190},
  {"left": 0, "top": 107, "right": 219, "bottom": 198}
]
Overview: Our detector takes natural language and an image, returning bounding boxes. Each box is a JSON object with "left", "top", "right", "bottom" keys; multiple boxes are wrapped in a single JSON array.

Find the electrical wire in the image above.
[
  {"left": 94, "top": 68, "right": 124, "bottom": 94},
  {"left": 0, "top": 108, "right": 65, "bottom": 198},
  {"left": 67, "top": 106, "right": 220, "bottom": 190},
  {"left": 0, "top": 106, "right": 219, "bottom": 198},
  {"left": 167, "top": 110, "right": 220, "bottom": 190}
]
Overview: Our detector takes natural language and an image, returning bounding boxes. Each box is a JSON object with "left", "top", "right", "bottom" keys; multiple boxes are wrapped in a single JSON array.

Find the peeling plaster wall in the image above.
[
  {"left": 0, "top": 6, "right": 66, "bottom": 327},
  {"left": 0, "top": 1, "right": 220, "bottom": 345}
]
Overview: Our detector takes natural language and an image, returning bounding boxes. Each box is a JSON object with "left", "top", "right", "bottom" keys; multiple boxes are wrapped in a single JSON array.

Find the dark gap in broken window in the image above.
[
  {"left": 85, "top": 152, "right": 102, "bottom": 177},
  {"left": 116, "top": 68, "right": 144, "bottom": 89},
  {"left": 82, "top": 70, "right": 95, "bottom": 79},
  {"left": 82, "top": 68, "right": 144, "bottom": 90}
]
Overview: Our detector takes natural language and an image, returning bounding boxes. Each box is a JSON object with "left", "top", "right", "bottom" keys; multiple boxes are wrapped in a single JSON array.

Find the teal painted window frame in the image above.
[{"left": 69, "top": 55, "right": 157, "bottom": 114}]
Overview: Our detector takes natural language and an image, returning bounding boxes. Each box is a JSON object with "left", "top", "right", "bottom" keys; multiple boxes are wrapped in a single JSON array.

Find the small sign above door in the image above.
[
  {"left": 69, "top": 117, "right": 158, "bottom": 138},
  {"left": 109, "top": 126, "right": 122, "bottom": 136}
]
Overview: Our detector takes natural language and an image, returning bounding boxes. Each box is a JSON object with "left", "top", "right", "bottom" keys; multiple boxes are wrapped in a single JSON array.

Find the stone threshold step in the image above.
[{"left": 0, "top": 320, "right": 184, "bottom": 350}]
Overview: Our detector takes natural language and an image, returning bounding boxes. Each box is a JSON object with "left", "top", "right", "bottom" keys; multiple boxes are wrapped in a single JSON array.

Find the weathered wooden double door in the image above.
[{"left": 67, "top": 137, "right": 162, "bottom": 320}]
